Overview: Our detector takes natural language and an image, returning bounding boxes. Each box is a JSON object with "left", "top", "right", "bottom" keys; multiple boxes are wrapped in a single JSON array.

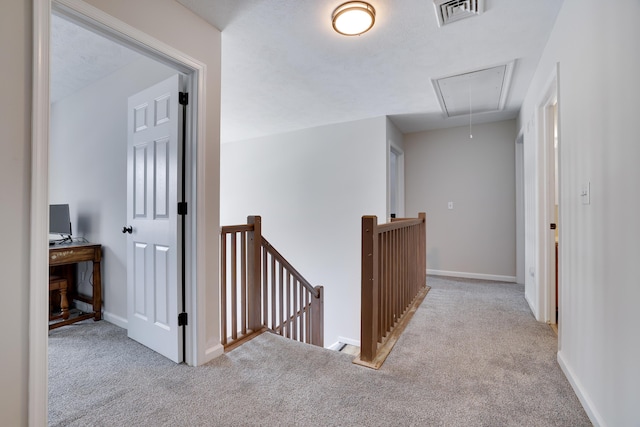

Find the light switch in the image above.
[
  {"left": 448, "top": 201, "right": 454, "bottom": 210},
  {"left": 581, "top": 182, "right": 591, "bottom": 205}
]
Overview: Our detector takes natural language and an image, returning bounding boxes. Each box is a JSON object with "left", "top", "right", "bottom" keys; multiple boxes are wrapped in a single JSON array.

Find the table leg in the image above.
[
  {"left": 93, "top": 259, "right": 102, "bottom": 320},
  {"left": 60, "top": 284, "right": 69, "bottom": 320}
]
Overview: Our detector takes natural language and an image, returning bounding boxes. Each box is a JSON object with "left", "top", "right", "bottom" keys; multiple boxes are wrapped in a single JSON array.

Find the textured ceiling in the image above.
[
  {"left": 177, "top": 0, "right": 563, "bottom": 143},
  {"left": 51, "top": 14, "right": 141, "bottom": 104},
  {"left": 51, "top": 1, "right": 564, "bottom": 142}
]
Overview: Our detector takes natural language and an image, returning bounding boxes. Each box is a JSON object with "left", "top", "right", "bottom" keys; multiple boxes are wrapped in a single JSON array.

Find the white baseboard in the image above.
[
  {"left": 328, "top": 336, "right": 361, "bottom": 350},
  {"left": 427, "top": 269, "right": 516, "bottom": 283},
  {"left": 73, "top": 302, "right": 128, "bottom": 329},
  {"left": 557, "top": 350, "right": 604, "bottom": 426},
  {"left": 103, "top": 311, "right": 127, "bottom": 329},
  {"left": 327, "top": 341, "right": 343, "bottom": 351},
  {"left": 201, "top": 343, "right": 224, "bottom": 366},
  {"left": 524, "top": 293, "right": 538, "bottom": 320}
]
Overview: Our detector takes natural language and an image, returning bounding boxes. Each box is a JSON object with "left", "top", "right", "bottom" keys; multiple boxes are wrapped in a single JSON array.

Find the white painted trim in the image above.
[
  {"left": 338, "top": 336, "right": 361, "bottom": 347},
  {"left": 388, "top": 140, "right": 405, "bottom": 219},
  {"left": 328, "top": 336, "right": 361, "bottom": 350},
  {"left": 524, "top": 293, "right": 537, "bottom": 320},
  {"left": 73, "top": 303, "right": 128, "bottom": 330},
  {"left": 54, "top": 0, "right": 199, "bottom": 74},
  {"left": 536, "top": 64, "right": 559, "bottom": 325},
  {"left": 558, "top": 351, "right": 604, "bottom": 427},
  {"left": 102, "top": 311, "right": 128, "bottom": 329},
  {"left": 32, "top": 0, "right": 211, "bottom": 421},
  {"left": 193, "top": 66, "right": 212, "bottom": 367},
  {"left": 30, "top": 1, "right": 52, "bottom": 425},
  {"left": 515, "top": 132, "right": 525, "bottom": 286},
  {"left": 327, "top": 341, "right": 343, "bottom": 351},
  {"left": 204, "top": 343, "right": 224, "bottom": 360},
  {"left": 427, "top": 269, "right": 516, "bottom": 283}
]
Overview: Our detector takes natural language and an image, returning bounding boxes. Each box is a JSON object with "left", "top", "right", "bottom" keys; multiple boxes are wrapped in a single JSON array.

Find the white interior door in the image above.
[{"left": 126, "top": 74, "right": 183, "bottom": 363}]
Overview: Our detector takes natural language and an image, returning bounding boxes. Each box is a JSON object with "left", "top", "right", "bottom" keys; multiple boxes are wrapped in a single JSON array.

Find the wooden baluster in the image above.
[
  {"left": 262, "top": 246, "right": 268, "bottom": 326},
  {"left": 220, "top": 232, "right": 227, "bottom": 346},
  {"left": 279, "top": 263, "right": 284, "bottom": 336},
  {"left": 403, "top": 226, "right": 407, "bottom": 311},
  {"left": 379, "top": 231, "right": 384, "bottom": 338},
  {"left": 286, "top": 272, "right": 291, "bottom": 338},
  {"left": 299, "top": 279, "right": 304, "bottom": 342},
  {"left": 304, "top": 289, "right": 310, "bottom": 344},
  {"left": 412, "top": 223, "right": 416, "bottom": 294},
  {"left": 292, "top": 277, "right": 298, "bottom": 341},
  {"left": 393, "top": 228, "right": 398, "bottom": 324},
  {"left": 377, "top": 232, "right": 383, "bottom": 342},
  {"left": 241, "top": 231, "right": 247, "bottom": 335},
  {"left": 271, "top": 254, "right": 276, "bottom": 331},
  {"left": 231, "top": 232, "right": 237, "bottom": 340}
]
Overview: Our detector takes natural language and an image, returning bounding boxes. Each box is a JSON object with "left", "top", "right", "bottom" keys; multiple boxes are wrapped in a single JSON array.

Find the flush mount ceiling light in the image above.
[{"left": 332, "top": 2, "right": 376, "bottom": 36}]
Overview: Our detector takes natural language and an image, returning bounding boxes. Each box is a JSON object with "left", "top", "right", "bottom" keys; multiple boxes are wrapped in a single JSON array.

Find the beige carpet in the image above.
[{"left": 48, "top": 276, "right": 591, "bottom": 426}]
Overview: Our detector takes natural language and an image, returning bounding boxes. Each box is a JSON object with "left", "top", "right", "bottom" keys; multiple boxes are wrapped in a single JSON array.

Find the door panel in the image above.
[{"left": 127, "top": 74, "right": 183, "bottom": 363}]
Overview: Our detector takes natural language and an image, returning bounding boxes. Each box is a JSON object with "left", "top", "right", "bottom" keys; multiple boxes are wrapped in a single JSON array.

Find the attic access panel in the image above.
[{"left": 432, "top": 62, "right": 514, "bottom": 118}]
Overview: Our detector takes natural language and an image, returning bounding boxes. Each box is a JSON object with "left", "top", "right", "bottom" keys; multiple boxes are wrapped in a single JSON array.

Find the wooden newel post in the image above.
[
  {"left": 361, "top": 215, "right": 379, "bottom": 362},
  {"left": 247, "top": 215, "right": 262, "bottom": 331},
  {"left": 310, "top": 285, "right": 324, "bottom": 347},
  {"left": 419, "top": 212, "right": 426, "bottom": 285}
]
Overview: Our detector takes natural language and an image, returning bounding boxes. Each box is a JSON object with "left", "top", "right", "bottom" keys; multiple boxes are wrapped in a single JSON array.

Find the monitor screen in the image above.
[{"left": 49, "top": 204, "right": 72, "bottom": 236}]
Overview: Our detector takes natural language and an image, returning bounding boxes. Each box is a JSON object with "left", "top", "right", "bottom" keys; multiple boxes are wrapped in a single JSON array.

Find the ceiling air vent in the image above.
[{"left": 433, "top": 0, "right": 484, "bottom": 27}]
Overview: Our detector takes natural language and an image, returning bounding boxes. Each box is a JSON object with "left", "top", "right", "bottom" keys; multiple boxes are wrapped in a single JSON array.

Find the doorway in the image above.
[
  {"left": 49, "top": 10, "right": 187, "bottom": 358},
  {"left": 32, "top": 0, "right": 209, "bottom": 422},
  {"left": 389, "top": 143, "right": 405, "bottom": 220},
  {"left": 540, "top": 71, "right": 559, "bottom": 328},
  {"left": 49, "top": 14, "right": 181, "bottom": 336},
  {"left": 548, "top": 101, "right": 559, "bottom": 326}
]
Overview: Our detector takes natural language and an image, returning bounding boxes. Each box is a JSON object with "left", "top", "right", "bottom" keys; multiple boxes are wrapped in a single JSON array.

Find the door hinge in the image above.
[
  {"left": 178, "top": 312, "right": 188, "bottom": 326},
  {"left": 178, "top": 202, "right": 188, "bottom": 216},
  {"left": 179, "top": 92, "right": 188, "bottom": 106}
]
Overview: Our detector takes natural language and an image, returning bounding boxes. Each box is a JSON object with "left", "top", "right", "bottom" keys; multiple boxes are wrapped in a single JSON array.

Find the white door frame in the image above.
[
  {"left": 537, "top": 65, "right": 559, "bottom": 325},
  {"left": 388, "top": 140, "right": 405, "bottom": 220},
  {"left": 515, "top": 132, "right": 525, "bottom": 285},
  {"left": 31, "top": 0, "right": 208, "bottom": 423}
]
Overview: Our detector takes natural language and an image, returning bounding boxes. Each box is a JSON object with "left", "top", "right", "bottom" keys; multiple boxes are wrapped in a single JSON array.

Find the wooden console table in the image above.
[{"left": 49, "top": 242, "right": 102, "bottom": 330}]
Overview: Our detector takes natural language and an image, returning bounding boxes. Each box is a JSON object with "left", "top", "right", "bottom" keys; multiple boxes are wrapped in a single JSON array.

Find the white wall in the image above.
[
  {"left": 0, "top": 0, "right": 31, "bottom": 423},
  {"left": 221, "top": 117, "right": 388, "bottom": 346},
  {"left": 404, "top": 120, "right": 517, "bottom": 281},
  {"left": 50, "top": 56, "right": 177, "bottom": 326},
  {"left": 518, "top": 0, "right": 640, "bottom": 424}
]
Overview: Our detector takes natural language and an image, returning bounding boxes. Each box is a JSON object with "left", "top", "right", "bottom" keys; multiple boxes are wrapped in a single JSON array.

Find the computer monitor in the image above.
[{"left": 49, "top": 204, "right": 72, "bottom": 238}]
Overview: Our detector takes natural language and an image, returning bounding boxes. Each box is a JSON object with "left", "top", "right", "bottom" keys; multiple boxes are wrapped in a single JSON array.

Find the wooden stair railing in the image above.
[
  {"left": 220, "top": 216, "right": 323, "bottom": 351},
  {"left": 355, "top": 212, "right": 428, "bottom": 369}
]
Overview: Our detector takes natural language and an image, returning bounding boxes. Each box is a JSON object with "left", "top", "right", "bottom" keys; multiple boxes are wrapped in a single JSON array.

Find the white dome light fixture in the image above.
[{"left": 332, "top": 2, "right": 376, "bottom": 36}]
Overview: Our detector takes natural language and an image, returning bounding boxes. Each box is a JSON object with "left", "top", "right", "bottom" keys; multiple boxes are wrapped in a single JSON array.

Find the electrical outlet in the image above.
[{"left": 447, "top": 202, "right": 453, "bottom": 210}]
